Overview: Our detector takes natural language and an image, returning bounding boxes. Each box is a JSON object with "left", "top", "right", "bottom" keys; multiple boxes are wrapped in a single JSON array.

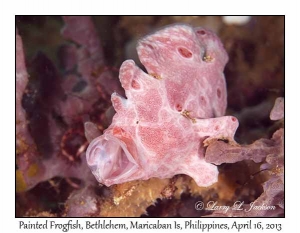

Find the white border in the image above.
[{"left": 1, "top": 0, "right": 299, "bottom": 232}]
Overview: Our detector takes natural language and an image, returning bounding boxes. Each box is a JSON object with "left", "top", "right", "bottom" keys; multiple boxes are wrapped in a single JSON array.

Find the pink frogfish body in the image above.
[{"left": 86, "top": 24, "right": 238, "bottom": 187}]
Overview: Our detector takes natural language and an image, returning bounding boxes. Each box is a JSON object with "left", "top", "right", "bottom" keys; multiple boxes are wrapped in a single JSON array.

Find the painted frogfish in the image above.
[{"left": 86, "top": 24, "right": 238, "bottom": 187}]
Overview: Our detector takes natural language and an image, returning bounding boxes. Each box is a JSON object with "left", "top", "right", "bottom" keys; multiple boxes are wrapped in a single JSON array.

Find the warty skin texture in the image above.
[{"left": 86, "top": 24, "right": 239, "bottom": 187}]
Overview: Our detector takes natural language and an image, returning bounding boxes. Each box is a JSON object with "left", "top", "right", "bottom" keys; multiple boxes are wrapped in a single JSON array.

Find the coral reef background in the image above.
[{"left": 16, "top": 16, "right": 284, "bottom": 217}]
